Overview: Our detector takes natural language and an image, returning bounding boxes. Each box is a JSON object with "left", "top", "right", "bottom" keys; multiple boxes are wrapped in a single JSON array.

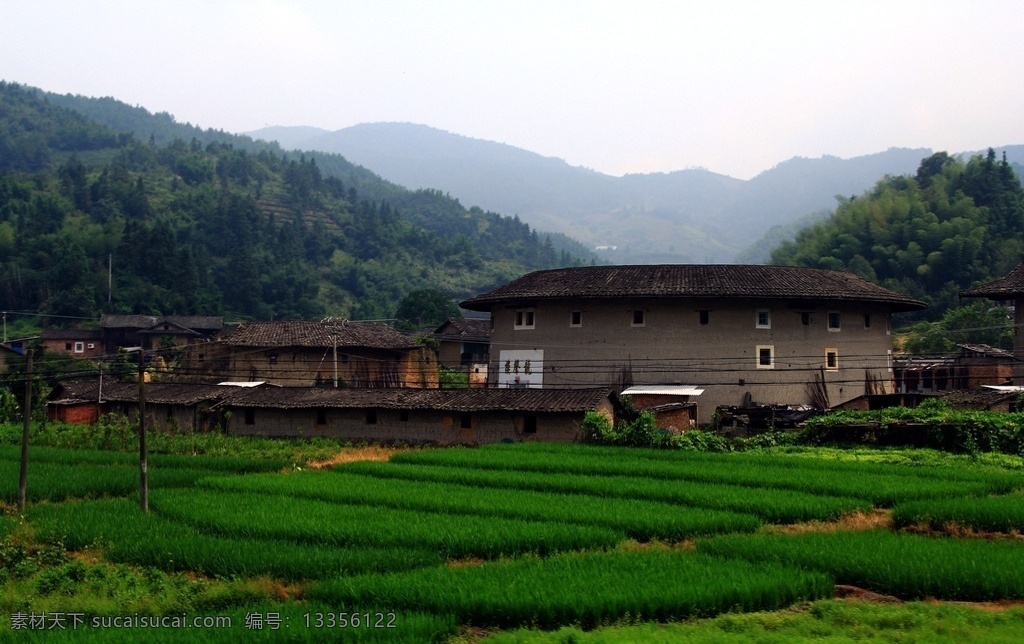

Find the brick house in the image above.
[
  {"left": 40, "top": 328, "right": 105, "bottom": 359},
  {"left": 460, "top": 264, "right": 925, "bottom": 424}
]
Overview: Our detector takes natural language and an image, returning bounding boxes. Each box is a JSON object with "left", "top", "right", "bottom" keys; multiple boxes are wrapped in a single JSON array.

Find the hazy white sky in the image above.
[{"left": 2, "top": 0, "right": 1022, "bottom": 179}]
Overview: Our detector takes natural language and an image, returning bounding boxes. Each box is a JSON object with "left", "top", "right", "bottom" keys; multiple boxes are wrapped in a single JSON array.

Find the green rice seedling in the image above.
[
  {"left": 699, "top": 530, "right": 1024, "bottom": 601},
  {"left": 0, "top": 461, "right": 249, "bottom": 502},
  {"left": 308, "top": 549, "right": 833, "bottom": 629},
  {"left": 0, "top": 444, "right": 288, "bottom": 473},
  {"left": 490, "top": 442, "right": 1022, "bottom": 491},
  {"left": 892, "top": 492, "right": 1024, "bottom": 533},
  {"left": 150, "top": 488, "right": 624, "bottom": 559},
  {"left": 201, "top": 469, "right": 761, "bottom": 541},
  {"left": 391, "top": 446, "right": 999, "bottom": 505},
  {"left": 26, "top": 499, "right": 443, "bottom": 580},
  {"left": 340, "top": 461, "right": 869, "bottom": 524}
]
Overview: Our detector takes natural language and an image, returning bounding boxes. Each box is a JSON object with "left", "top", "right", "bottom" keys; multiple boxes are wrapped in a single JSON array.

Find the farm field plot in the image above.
[{"left": 3, "top": 437, "right": 1024, "bottom": 641}]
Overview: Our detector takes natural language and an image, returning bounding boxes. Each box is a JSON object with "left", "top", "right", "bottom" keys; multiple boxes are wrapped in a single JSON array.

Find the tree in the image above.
[{"left": 394, "top": 289, "right": 461, "bottom": 332}]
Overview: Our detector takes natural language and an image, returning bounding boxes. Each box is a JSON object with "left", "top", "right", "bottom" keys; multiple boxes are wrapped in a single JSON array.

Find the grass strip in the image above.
[{"left": 481, "top": 599, "right": 1024, "bottom": 643}]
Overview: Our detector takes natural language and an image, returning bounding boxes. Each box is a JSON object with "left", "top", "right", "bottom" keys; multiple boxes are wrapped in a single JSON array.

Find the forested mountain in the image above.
[
  {"left": 248, "top": 123, "right": 954, "bottom": 264},
  {"left": 0, "top": 82, "right": 593, "bottom": 324},
  {"left": 771, "top": 150, "right": 1024, "bottom": 322}
]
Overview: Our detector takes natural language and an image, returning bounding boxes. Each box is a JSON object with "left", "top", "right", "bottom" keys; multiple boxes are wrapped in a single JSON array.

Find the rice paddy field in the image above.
[{"left": 2, "top": 432, "right": 1023, "bottom": 642}]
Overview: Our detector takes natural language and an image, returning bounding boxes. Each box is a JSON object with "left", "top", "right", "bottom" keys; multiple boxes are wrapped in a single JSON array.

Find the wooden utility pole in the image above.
[
  {"left": 17, "top": 349, "right": 32, "bottom": 512},
  {"left": 138, "top": 349, "right": 148, "bottom": 512}
]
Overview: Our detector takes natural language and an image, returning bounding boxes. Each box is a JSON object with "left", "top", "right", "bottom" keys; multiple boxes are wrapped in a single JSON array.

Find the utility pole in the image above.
[
  {"left": 138, "top": 349, "right": 148, "bottom": 512},
  {"left": 17, "top": 349, "right": 32, "bottom": 512}
]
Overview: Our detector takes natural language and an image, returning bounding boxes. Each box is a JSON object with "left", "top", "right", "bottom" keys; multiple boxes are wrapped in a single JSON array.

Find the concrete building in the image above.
[{"left": 461, "top": 264, "right": 925, "bottom": 425}]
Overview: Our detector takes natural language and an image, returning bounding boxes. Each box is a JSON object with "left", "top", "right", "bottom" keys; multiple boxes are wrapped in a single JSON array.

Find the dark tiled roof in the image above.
[
  {"left": 434, "top": 318, "right": 491, "bottom": 340},
  {"left": 961, "top": 262, "right": 1024, "bottom": 298},
  {"left": 941, "top": 389, "right": 1016, "bottom": 409},
  {"left": 460, "top": 265, "right": 926, "bottom": 312},
  {"left": 223, "top": 321, "right": 419, "bottom": 351},
  {"left": 52, "top": 380, "right": 231, "bottom": 405},
  {"left": 50, "top": 380, "right": 610, "bottom": 414},
  {"left": 100, "top": 315, "right": 223, "bottom": 332},
  {"left": 221, "top": 386, "right": 611, "bottom": 413},
  {"left": 41, "top": 329, "right": 104, "bottom": 340}
]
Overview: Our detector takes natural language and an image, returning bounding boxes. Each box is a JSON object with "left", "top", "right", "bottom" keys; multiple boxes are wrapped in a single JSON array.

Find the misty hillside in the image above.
[
  {"left": 0, "top": 82, "right": 593, "bottom": 323},
  {"left": 251, "top": 123, "right": 1024, "bottom": 264}
]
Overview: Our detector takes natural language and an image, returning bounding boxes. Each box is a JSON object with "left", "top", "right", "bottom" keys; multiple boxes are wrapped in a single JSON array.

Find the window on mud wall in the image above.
[
  {"left": 632, "top": 310, "right": 646, "bottom": 327},
  {"left": 756, "top": 345, "right": 774, "bottom": 369},
  {"left": 460, "top": 413, "right": 473, "bottom": 429},
  {"left": 244, "top": 409, "right": 255, "bottom": 425},
  {"left": 756, "top": 309, "right": 771, "bottom": 329},
  {"left": 366, "top": 409, "right": 378, "bottom": 425},
  {"left": 522, "top": 415, "right": 537, "bottom": 435},
  {"left": 316, "top": 408, "right": 327, "bottom": 425},
  {"left": 699, "top": 310, "right": 710, "bottom": 325}
]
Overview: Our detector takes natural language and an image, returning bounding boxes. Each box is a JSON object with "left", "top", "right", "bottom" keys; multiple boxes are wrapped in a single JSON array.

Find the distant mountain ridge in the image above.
[{"left": 249, "top": 122, "right": 1024, "bottom": 264}]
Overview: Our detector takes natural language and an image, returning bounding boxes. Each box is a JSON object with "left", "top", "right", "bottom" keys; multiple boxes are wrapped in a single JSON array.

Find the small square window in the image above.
[
  {"left": 87, "top": 343, "right": 95, "bottom": 349},
  {"left": 460, "top": 413, "right": 473, "bottom": 429},
  {"left": 570, "top": 311, "right": 582, "bottom": 327},
  {"left": 828, "top": 312, "right": 841, "bottom": 331},
  {"left": 399, "top": 410, "right": 410, "bottom": 422},
  {"left": 244, "top": 409, "right": 255, "bottom": 425},
  {"left": 73, "top": 342, "right": 85, "bottom": 353},
  {"left": 825, "top": 349, "right": 839, "bottom": 371},
  {"left": 316, "top": 409, "right": 327, "bottom": 425},
  {"left": 801, "top": 312, "right": 811, "bottom": 326},
  {"left": 756, "top": 345, "right": 774, "bottom": 369},
  {"left": 699, "top": 310, "right": 710, "bottom": 325},
  {"left": 65, "top": 343, "right": 73, "bottom": 351},
  {"left": 632, "top": 310, "right": 646, "bottom": 327},
  {"left": 366, "top": 409, "right": 378, "bottom": 425},
  {"left": 756, "top": 309, "right": 771, "bottom": 329},
  {"left": 514, "top": 309, "right": 536, "bottom": 330}
]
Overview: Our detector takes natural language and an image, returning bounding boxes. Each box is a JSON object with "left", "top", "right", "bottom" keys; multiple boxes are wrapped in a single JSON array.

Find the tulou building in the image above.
[{"left": 460, "top": 264, "right": 926, "bottom": 425}]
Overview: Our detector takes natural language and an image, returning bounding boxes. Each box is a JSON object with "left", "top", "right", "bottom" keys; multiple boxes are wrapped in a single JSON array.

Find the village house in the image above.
[
  {"left": 433, "top": 317, "right": 490, "bottom": 387},
  {"left": 217, "top": 385, "right": 613, "bottom": 443},
  {"left": 960, "top": 261, "right": 1024, "bottom": 385},
  {"left": 47, "top": 379, "right": 612, "bottom": 443},
  {"left": 205, "top": 320, "right": 438, "bottom": 388},
  {"left": 40, "top": 328, "right": 105, "bottom": 359},
  {"left": 99, "top": 315, "right": 224, "bottom": 353},
  {"left": 460, "top": 264, "right": 926, "bottom": 425},
  {"left": 48, "top": 379, "right": 229, "bottom": 431}
]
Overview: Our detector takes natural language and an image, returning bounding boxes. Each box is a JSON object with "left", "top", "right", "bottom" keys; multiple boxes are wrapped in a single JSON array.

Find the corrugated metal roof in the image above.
[{"left": 621, "top": 385, "right": 705, "bottom": 396}]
